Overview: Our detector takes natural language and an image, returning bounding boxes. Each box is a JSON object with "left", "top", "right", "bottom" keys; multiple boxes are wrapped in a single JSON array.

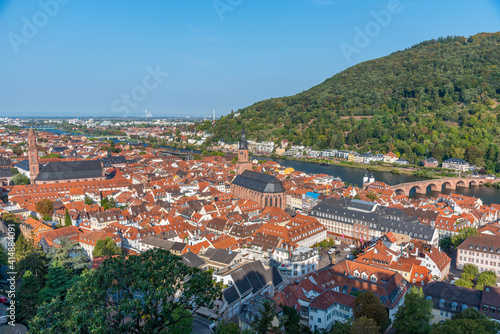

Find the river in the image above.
[{"left": 255, "top": 157, "right": 500, "bottom": 205}]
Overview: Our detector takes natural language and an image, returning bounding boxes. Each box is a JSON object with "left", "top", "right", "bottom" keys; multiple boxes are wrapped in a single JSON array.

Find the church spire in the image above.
[
  {"left": 28, "top": 128, "right": 39, "bottom": 184},
  {"left": 239, "top": 127, "right": 248, "bottom": 150}
]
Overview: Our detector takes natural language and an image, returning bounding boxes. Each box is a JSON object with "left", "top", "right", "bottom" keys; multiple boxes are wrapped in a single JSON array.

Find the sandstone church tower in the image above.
[
  {"left": 236, "top": 127, "right": 252, "bottom": 175},
  {"left": 28, "top": 128, "right": 39, "bottom": 184}
]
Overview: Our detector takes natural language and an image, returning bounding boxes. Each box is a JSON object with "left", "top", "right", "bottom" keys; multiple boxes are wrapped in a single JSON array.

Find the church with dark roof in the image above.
[
  {"left": 28, "top": 129, "right": 105, "bottom": 185},
  {"left": 230, "top": 128, "right": 286, "bottom": 209}
]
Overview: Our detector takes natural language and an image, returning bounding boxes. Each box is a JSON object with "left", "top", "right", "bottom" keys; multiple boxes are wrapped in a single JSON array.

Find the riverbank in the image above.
[{"left": 249, "top": 153, "right": 453, "bottom": 178}]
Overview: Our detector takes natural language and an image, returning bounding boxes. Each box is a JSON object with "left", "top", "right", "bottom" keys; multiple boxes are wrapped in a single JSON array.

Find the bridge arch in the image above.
[
  {"left": 394, "top": 188, "right": 407, "bottom": 196},
  {"left": 456, "top": 180, "right": 467, "bottom": 188},
  {"left": 441, "top": 181, "right": 454, "bottom": 191},
  {"left": 469, "top": 180, "right": 478, "bottom": 187},
  {"left": 409, "top": 185, "right": 425, "bottom": 195},
  {"left": 426, "top": 183, "right": 438, "bottom": 193}
]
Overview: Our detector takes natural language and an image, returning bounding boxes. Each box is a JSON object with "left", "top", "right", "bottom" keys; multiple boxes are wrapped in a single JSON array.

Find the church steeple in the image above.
[
  {"left": 28, "top": 128, "right": 39, "bottom": 184},
  {"left": 236, "top": 126, "right": 251, "bottom": 175},
  {"left": 239, "top": 127, "right": 248, "bottom": 150}
]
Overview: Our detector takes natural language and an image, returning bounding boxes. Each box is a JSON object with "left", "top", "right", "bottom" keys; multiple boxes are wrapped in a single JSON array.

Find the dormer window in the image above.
[
  {"left": 439, "top": 299, "right": 445, "bottom": 308},
  {"left": 451, "top": 302, "right": 457, "bottom": 311},
  {"left": 462, "top": 304, "right": 468, "bottom": 311}
]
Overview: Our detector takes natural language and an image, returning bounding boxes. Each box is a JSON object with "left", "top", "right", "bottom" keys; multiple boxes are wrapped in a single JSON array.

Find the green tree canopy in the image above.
[
  {"left": 11, "top": 173, "right": 29, "bottom": 185},
  {"left": 430, "top": 307, "right": 500, "bottom": 334},
  {"left": 92, "top": 236, "right": 122, "bottom": 258},
  {"left": 47, "top": 237, "right": 88, "bottom": 273},
  {"left": 29, "top": 249, "right": 223, "bottom": 334},
  {"left": 353, "top": 291, "right": 388, "bottom": 327},
  {"left": 18, "top": 270, "right": 42, "bottom": 323},
  {"left": 351, "top": 316, "right": 380, "bottom": 334},
  {"left": 251, "top": 299, "right": 279, "bottom": 334},
  {"left": 64, "top": 209, "right": 72, "bottom": 226},
  {"left": 393, "top": 287, "right": 433, "bottom": 334},
  {"left": 36, "top": 199, "right": 54, "bottom": 217},
  {"left": 281, "top": 305, "right": 301, "bottom": 334}
]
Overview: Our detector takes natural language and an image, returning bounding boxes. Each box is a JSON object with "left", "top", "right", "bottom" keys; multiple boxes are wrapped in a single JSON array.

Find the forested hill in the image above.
[{"left": 208, "top": 32, "right": 500, "bottom": 172}]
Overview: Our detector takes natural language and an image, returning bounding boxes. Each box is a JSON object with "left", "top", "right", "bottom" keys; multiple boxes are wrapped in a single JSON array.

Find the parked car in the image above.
[
  {"left": 346, "top": 255, "right": 354, "bottom": 260},
  {"left": 348, "top": 244, "right": 356, "bottom": 249},
  {"left": 0, "top": 297, "right": 9, "bottom": 305},
  {"left": 328, "top": 248, "right": 336, "bottom": 255},
  {"left": 343, "top": 247, "right": 350, "bottom": 252}
]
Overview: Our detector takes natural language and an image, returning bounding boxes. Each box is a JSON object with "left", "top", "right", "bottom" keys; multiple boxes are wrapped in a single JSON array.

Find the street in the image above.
[
  {"left": 317, "top": 243, "right": 355, "bottom": 272},
  {"left": 191, "top": 313, "right": 212, "bottom": 334}
]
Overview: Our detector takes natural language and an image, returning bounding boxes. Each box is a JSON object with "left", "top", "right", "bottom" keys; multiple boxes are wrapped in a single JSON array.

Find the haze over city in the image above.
[{"left": 0, "top": 0, "right": 499, "bottom": 118}]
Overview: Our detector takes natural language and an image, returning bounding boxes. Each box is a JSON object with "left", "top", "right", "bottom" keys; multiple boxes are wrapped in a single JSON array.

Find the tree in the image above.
[
  {"left": 393, "top": 287, "right": 433, "bottom": 334},
  {"left": 451, "top": 227, "right": 478, "bottom": 248},
  {"left": 0, "top": 245, "right": 7, "bottom": 266},
  {"left": 231, "top": 156, "right": 239, "bottom": 164},
  {"left": 15, "top": 234, "right": 47, "bottom": 278},
  {"left": 1, "top": 212, "right": 21, "bottom": 239},
  {"left": 47, "top": 237, "right": 88, "bottom": 273},
  {"left": 476, "top": 271, "right": 497, "bottom": 291},
  {"left": 351, "top": 316, "right": 380, "bottom": 334},
  {"left": 281, "top": 305, "right": 301, "bottom": 334},
  {"left": 454, "top": 277, "right": 473, "bottom": 288},
  {"left": 328, "top": 319, "right": 353, "bottom": 334},
  {"left": 366, "top": 192, "right": 379, "bottom": 201},
  {"left": 64, "top": 209, "right": 72, "bottom": 226},
  {"left": 11, "top": 173, "right": 29, "bottom": 185},
  {"left": 353, "top": 291, "right": 388, "bottom": 327},
  {"left": 252, "top": 299, "right": 278, "bottom": 334},
  {"left": 430, "top": 308, "right": 500, "bottom": 334},
  {"left": 36, "top": 199, "right": 54, "bottom": 218},
  {"left": 29, "top": 249, "right": 222, "bottom": 333},
  {"left": 439, "top": 237, "right": 453, "bottom": 251},
  {"left": 214, "top": 319, "right": 240, "bottom": 334},
  {"left": 465, "top": 146, "right": 482, "bottom": 165},
  {"left": 18, "top": 270, "right": 42, "bottom": 322},
  {"left": 462, "top": 264, "right": 479, "bottom": 281},
  {"left": 84, "top": 195, "right": 94, "bottom": 205},
  {"left": 38, "top": 264, "right": 78, "bottom": 303},
  {"left": 92, "top": 237, "right": 122, "bottom": 258}
]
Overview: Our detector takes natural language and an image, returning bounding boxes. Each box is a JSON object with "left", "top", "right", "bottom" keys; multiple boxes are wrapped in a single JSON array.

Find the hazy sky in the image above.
[{"left": 0, "top": 0, "right": 499, "bottom": 118}]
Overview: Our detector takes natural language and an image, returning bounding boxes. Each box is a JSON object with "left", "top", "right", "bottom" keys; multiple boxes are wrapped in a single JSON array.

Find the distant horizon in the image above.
[{"left": 1, "top": 0, "right": 499, "bottom": 118}]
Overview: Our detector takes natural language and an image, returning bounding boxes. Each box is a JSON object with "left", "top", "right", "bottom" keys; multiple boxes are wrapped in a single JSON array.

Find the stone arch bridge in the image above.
[{"left": 391, "top": 177, "right": 488, "bottom": 196}]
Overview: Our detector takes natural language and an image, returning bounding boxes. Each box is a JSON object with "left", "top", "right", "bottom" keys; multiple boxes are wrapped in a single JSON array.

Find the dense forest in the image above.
[{"left": 209, "top": 32, "right": 500, "bottom": 172}]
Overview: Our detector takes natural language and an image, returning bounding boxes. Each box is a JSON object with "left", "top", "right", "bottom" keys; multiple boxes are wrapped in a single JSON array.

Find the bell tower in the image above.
[
  {"left": 236, "top": 127, "right": 252, "bottom": 175},
  {"left": 28, "top": 128, "right": 39, "bottom": 184}
]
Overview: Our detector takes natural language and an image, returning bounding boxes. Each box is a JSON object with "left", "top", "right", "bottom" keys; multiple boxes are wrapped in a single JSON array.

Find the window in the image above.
[
  {"left": 451, "top": 302, "right": 457, "bottom": 311},
  {"left": 318, "top": 318, "right": 321, "bottom": 323},
  {"left": 439, "top": 299, "right": 445, "bottom": 308}
]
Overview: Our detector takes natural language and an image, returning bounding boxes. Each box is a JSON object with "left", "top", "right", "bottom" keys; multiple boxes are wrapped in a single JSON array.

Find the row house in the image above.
[
  {"left": 310, "top": 198, "right": 438, "bottom": 247},
  {"left": 424, "top": 281, "right": 500, "bottom": 323}
]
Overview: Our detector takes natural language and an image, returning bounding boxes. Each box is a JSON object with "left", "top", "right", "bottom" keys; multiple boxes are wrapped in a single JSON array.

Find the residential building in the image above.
[{"left": 456, "top": 235, "right": 500, "bottom": 275}]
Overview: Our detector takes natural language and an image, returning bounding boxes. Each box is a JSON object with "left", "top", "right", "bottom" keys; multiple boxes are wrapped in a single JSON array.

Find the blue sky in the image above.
[{"left": 0, "top": 0, "right": 499, "bottom": 118}]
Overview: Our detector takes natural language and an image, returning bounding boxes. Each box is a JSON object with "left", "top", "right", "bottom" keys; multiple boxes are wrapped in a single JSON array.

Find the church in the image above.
[
  {"left": 28, "top": 129, "right": 105, "bottom": 185},
  {"left": 230, "top": 128, "right": 286, "bottom": 209}
]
